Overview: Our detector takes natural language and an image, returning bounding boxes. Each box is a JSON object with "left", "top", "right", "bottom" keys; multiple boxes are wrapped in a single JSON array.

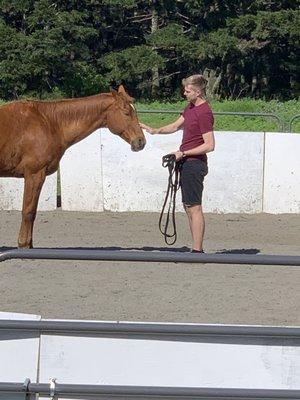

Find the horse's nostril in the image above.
[{"left": 131, "top": 137, "right": 145, "bottom": 151}]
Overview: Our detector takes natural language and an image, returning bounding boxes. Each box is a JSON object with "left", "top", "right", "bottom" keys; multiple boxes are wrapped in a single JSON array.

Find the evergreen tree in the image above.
[{"left": 0, "top": 0, "right": 298, "bottom": 100}]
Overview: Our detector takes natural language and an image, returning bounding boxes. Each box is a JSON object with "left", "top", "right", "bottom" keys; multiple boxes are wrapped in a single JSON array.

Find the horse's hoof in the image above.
[{"left": 18, "top": 244, "right": 33, "bottom": 249}]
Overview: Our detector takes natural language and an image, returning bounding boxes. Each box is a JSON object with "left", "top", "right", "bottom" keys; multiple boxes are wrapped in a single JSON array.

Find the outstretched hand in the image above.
[{"left": 139, "top": 123, "right": 158, "bottom": 135}]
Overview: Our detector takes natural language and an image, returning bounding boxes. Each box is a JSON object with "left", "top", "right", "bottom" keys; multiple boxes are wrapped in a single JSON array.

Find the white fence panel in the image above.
[
  {"left": 0, "top": 178, "right": 24, "bottom": 210},
  {"left": 0, "top": 174, "right": 57, "bottom": 211},
  {"left": 60, "top": 130, "right": 103, "bottom": 212},
  {"left": 101, "top": 130, "right": 264, "bottom": 213},
  {"left": 0, "top": 316, "right": 299, "bottom": 399},
  {"left": 263, "top": 132, "right": 300, "bottom": 213},
  {"left": 3, "top": 130, "right": 300, "bottom": 214},
  {"left": 0, "top": 312, "right": 41, "bottom": 400},
  {"left": 204, "top": 132, "right": 264, "bottom": 213},
  {"left": 38, "top": 324, "right": 300, "bottom": 395},
  {"left": 101, "top": 128, "right": 184, "bottom": 211}
]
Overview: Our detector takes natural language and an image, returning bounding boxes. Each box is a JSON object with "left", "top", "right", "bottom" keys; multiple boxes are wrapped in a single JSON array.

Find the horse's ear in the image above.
[
  {"left": 111, "top": 88, "right": 118, "bottom": 98},
  {"left": 118, "top": 85, "right": 134, "bottom": 103},
  {"left": 118, "top": 85, "right": 126, "bottom": 94},
  {"left": 111, "top": 89, "right": 123, "bottom": 104},
  {"left": 118, "top": 85, "right": 134, "bottom": 102},
  {"left": 118, "top": 85, "right": 133, "bottom": 99}
]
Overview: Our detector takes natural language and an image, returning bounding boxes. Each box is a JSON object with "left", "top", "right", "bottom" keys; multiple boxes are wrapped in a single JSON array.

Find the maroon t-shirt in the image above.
[{"left": 180, "top": 101, "right": 214, "bottom": 163}]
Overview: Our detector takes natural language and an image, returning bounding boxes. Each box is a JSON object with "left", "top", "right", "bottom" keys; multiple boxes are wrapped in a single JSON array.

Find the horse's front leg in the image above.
[{"left": 18, "top": 169, "right": 46, "bottom": 248}]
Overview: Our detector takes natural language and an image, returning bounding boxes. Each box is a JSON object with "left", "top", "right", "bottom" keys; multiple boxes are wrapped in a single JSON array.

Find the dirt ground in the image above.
[{"left": 0, "top": 210, "right": 299, "bottom": 326}]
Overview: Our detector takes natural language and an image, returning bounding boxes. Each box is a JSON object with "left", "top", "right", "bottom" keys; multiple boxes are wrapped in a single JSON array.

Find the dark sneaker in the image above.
[{"left": 191, "top": 249, "right": 205, "bottom": 253}]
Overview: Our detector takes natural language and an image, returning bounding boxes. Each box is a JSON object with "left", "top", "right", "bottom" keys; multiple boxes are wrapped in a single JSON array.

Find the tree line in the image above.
[{"left": 0, "top": 0, "right": 299, "bottom": 101}]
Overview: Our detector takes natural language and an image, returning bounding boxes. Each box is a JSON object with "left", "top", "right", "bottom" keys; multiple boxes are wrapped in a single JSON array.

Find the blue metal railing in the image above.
[
  {"left": 1, "top": 248, "right": 300, "bottom": 266},
  {"left": 1, "top": 381, "right": 300, "bottom": 399}
]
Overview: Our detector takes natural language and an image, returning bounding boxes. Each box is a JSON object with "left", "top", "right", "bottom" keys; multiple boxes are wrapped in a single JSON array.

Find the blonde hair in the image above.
[{"left": 182, "top": 74, "right": 207, "bottom": 94}]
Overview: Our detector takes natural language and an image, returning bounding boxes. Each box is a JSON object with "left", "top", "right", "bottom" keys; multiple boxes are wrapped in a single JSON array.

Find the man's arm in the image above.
[
  {"left": 174, "top": 131, "right": 215, "bottom": 160},
  {"left": 140, "top": 115, "right": 184, "bottom": 135}
]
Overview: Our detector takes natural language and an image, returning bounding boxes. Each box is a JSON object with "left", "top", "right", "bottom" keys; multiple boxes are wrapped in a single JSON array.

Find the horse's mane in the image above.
[{"left": 29, "top": 93, "right": 113, "bottom": 122}]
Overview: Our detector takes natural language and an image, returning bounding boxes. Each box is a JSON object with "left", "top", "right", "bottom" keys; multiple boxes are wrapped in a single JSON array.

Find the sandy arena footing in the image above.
[{"left": 0, "top": 210, "right": 299, "bottom": 325}]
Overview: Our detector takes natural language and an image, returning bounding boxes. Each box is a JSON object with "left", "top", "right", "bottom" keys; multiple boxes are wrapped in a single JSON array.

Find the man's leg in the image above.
[{"left": 185, "top": 204, "right": 205, "bottom": 251}]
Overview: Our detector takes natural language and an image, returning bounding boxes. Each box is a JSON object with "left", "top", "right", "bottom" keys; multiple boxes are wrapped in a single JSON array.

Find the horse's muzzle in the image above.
[{"left": 131, "top": 137, "right": 146, "bottom": 152}]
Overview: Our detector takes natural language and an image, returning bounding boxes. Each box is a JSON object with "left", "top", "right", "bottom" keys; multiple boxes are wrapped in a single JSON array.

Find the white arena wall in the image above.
[
  {"left": 1, "top": 129, "right": 300, "bottom": 214},
  {"left": 0, "top": 173, "right": 57, "bottom": 211},
  {"left": 1, "top": 312, "right": 300, "bottom": 396},
  {"left": 264, "top": 132, "right": 300, "bottom": 213}
]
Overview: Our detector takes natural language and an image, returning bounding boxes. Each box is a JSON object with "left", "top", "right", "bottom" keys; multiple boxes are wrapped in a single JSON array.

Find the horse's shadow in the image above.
[
  {"left": 0, "top": 246, "right": 260, "bottom": 254},
  {"left": 215, "top": 248, "right": 260, "bottom": 255}
]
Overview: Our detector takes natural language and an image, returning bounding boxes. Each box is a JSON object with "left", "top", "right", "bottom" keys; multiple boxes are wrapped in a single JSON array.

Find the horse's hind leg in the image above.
[{"left": 18, "top": 169, "right": 46, "bottom": 248}]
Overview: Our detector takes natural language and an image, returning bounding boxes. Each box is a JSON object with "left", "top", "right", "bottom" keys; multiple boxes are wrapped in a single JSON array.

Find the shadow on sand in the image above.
[{"left": 1, "top": 246, "right": 260, "bottom": 254}]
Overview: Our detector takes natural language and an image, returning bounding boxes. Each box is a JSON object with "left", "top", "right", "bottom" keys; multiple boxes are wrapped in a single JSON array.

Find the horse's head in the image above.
[{"left": 106, "top": 85, "right": 146, "bottom": 152}]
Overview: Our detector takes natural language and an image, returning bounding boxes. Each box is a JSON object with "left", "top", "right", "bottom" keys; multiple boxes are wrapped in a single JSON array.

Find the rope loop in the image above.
[{"left": 159, "top": 153, "right": 182, "bottom": 245}]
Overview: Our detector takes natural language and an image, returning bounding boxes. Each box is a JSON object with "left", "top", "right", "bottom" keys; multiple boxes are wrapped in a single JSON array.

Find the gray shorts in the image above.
[{"left": 180, "top": 159, "right": 208, "bottom": 206}]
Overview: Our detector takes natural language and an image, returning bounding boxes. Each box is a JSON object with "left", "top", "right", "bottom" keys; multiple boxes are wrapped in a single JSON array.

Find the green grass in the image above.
[{"left": 137, "top": 98, "right": 300, "bottom": 133}]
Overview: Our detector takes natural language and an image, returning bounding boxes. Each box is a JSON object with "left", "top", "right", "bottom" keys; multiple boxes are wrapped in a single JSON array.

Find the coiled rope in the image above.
[{"left": 159, "top": 153, "right": 182, "bottom": 245}]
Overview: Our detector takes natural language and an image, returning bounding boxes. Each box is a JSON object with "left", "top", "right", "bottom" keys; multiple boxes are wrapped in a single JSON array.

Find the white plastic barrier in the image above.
[
  {"left": 91, "top": 129, "right": 264, "bottom": 213},
  {"left": 2, "top": 130, "right": 300, "bottom": 213},
  {"left": 263, "top": 132, "right": 300, "bottom": 213},
  {"left": 0, "top": 312, "right": 40, "bottom": 400},
  {"left": 0, "top": 174, "right": 57, "bottom": 211},
  {"left": 60, "top": 130, "right": 103, "bottom": 212},
  {"left": 0, "top": 314, "right": 300, "bottom": 399},
  {"left": 101, "top": 130, "right": 265, "bottom": 213},
  {"left": 101, "top": 129, "right": 184, "bottom": 212},
  {"left": 38, "top": 328, "right": 300, "bottom": 391},
  {"left": 204, "top": 132, "right": 264, "bottom": 213}
]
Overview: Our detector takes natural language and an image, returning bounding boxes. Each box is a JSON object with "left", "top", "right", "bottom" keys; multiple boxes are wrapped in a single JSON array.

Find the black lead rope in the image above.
[{"left": 159, "top": 153, "right": 182, "bottom": 245}]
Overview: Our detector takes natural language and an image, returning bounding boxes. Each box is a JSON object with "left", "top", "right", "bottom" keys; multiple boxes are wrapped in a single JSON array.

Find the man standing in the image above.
[{"left": 140, "top": 75, "right": 215, "bottom": 253}]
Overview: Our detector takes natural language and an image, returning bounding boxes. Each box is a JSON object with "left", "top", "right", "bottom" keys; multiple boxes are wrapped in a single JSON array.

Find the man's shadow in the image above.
[{"left": 0, "top": 246, "right": 260, "bottom": 254}]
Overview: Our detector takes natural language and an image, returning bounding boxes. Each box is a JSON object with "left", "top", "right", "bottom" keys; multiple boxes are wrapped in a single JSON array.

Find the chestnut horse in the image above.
[{"left": 0, "top": 85, "right": 146, "bottom": 248}]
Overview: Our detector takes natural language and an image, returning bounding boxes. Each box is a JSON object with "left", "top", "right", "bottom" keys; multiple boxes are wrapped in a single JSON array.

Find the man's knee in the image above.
[{"left": 185, "top": 204, "right": 202, "bottom": 215}]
